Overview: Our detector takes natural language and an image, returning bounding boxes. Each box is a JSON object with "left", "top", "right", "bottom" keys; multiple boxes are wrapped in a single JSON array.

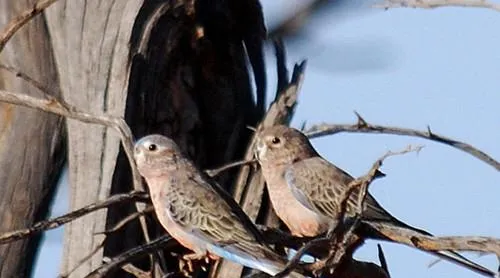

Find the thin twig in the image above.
[
  {"left": 204, "top": 159, "right": 257, "bottom": 177},
  {"left": 0, "top": 64, "right": 53, "bottom": 93},
  {"left": 97, "top": 206, "right": 155, "bottom": 235},
  {"left": 377, "top": 244, "right": 390, "bottom": 277},
  {"left": 273, "top": 238, "right": 330, "bottom": 278},
  {"left": 306, "top": 116, "right": 499, "bottom": 171},
  {"left": 59, "top": 240, "right": 106, "bottom": 278},
  {"left": 0, "top": 191, "right": 148, "bottom": 244},
  {"left": 84, "top": 235, "right": 175, "bottom": 278},
  {"left": 102, "top": 258, "right": 151, "bottom": 278},
  {"left": 0, "top": 0, "right": 61, "bottom": 53},
  {"left": 323, "top": 146, "right": 423, "bottom": 275},
  {"left": 374, "top": 0, "right": 500, "bottom": 12}
]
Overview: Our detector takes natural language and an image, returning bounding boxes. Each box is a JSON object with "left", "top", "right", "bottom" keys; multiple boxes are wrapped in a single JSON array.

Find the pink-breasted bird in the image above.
[
  {"left": 134, "top": 134, "right": 304, "bottom": 277},
  {"left": 254, "top": 125, "right": 495, "bottom": 277}
]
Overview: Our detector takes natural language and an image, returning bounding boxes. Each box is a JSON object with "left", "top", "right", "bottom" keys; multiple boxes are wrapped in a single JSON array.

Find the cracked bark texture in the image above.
[{"left": 0, "top": 1, "right": 66, "bottom": 277}]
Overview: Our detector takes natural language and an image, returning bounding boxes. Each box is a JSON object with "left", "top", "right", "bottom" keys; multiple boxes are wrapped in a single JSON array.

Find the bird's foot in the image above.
[{"left": 178, "top": 252, "right": 212, "bottom": 276}]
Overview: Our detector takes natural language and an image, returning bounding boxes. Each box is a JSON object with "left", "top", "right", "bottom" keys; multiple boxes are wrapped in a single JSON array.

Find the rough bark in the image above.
[
  {"left": 0, "top": 0, "right": 66, "bottom": 277},
  {"left": 42, "top": 1, "right": 144, "bottom": 276}
]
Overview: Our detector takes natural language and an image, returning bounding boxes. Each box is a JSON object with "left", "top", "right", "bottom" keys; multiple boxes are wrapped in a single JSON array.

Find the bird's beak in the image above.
[{"left": 133, "top": 145, "right": 144, "bottom": 161}]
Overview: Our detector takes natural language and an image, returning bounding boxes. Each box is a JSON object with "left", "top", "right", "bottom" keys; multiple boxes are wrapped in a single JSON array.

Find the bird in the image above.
[
  {"left": 253, "top": 124, "right": 495, "bottom": 277},
  {"left": 134, "top": 134, "right": 304, "bottom": 277}
]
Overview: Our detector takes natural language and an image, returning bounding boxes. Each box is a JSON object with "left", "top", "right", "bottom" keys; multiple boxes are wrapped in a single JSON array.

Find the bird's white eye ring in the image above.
[{"left": 148, "top": 144, "right": 158, "bottom": 151}]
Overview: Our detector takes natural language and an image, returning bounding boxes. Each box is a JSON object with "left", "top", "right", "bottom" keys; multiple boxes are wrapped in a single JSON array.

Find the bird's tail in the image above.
[
  {"left": 209, "top": 243, "right": 306, "bottom": 277},
  {"left": 359, "top": 221, "right": 496, "bottom": 277},
  {"left": 252, "top": 245, "right": 307, "bottom": 278}
]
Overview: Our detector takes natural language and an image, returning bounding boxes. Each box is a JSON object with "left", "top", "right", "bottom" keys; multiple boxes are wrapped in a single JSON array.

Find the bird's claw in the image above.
[{"left": 178, "top": 252, "right": 210, "bottom": 276}]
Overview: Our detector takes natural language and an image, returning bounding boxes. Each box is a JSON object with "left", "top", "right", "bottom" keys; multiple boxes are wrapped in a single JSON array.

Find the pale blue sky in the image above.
[{"left": 34, "top": 1, "right": 499, "bottom": 277}]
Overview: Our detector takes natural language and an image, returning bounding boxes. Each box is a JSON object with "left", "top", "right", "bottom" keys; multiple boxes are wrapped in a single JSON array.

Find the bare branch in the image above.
[
  {"left": 411, "top": 235, "right": 500, "bottom": 257},
  {"left": 59, "top": 241, "right": 106, "bottom": 278},
  {"left": 374, "top": 0, "right": 500, "bottom": 12},
  {"left": 101, "top": 257, "right": 151, "bottom": 278},
  {"left": 0, "top": 64, "right": 53, "bottom": 93},
  {"left": 0, "top": 191, "right": 148, "bottom": 245},
  {"left": 322, "top": 146, "right": 422, "bottom": 274},
  {"left": 377, "top": 244, "right": 390, "bottom": 277},
  {"left": 84, "top": 235, "right": 175, "bottom": 278},
  {"left": 306, "top": 120, "right": 499, "bottom": 171},
  {"left": 370, "top": 221, "right": 500, "bottom": 257},
  {"left": 273, "top": 238, "right": 330, "bottom": 278},
  {"left": 97, "top": 206, "right": 155, "bottom": 236},
  {"left": 0, "top": 89, "right": 143, "bottom": 187},
  {"left": 204, "top": 159, "right": 257, "bottom": 177},
  {"left": 0, "top": 0, "right": 61, "bottom": 53}
]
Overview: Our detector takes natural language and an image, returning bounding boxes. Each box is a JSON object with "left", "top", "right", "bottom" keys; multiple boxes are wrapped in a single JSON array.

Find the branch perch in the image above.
[
  {"left": 84, "top": 235, "right": 175, "bottom": 278},
  {"left": 375, "top": 0, "right": 500, "bottom": 12},
  {"left": 0, "top": 191, "right": 148, "bottom": 245},
  {"left": 0, "top": 0, "right": 61, "bottom": 53},
  {"left": 306, "top": 117, "right": 500, "bottom": 171}
]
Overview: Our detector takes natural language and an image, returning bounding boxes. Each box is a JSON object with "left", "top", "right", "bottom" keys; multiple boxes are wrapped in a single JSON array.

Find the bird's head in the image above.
[
  {"left": 134, "top": 134, "right": 183, "bottom": 177},
  {"left": 254, "top": 125, "right": 317, "bottom": 166}
]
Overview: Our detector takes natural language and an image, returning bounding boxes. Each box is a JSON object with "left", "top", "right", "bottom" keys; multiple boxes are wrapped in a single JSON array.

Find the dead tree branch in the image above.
[
  {"left": 375, "top": 0, "right": 500, "bottom": 12},
  {"left": 0, "top": 0, "right": 61, "bottom": 53},
  {"left": 0, "top": 191, "right": 148, "bottom": 245},
  {"left": 0, "top": 64, "right": 52, "bottom": 93},
  {"left": 84, "top": 235, "right": 175, "bottom": 278},
  {"left": 0, "top": 89, "right": 144, "bottom": 189},
  {"left": 306, "top": 116, "right": 500, "bottom": 171},
  {"left": 411, "top": 235, "right": 500, "bottom": 257},
  {"left": 369, "top": 222, "right": 500, "bottom": 257},
  {"left": 59, "top": 241, "right": 106, "bottom": 278},
  {"left": 205, "top": 159, "right": 257, "bottom": 177}
]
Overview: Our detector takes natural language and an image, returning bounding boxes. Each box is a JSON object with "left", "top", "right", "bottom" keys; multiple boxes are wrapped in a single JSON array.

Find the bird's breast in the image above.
[{"left": 262, "top": 167, "right": 329, "bottom": 237}]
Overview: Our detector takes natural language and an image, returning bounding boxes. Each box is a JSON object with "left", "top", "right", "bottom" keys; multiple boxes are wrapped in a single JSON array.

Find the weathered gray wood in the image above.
[
  {"left": 0, "top": 0, "right": 66, "bottom": 277},
  {"left": 43, "top": 1, "right": 143, "bottom": 276}
]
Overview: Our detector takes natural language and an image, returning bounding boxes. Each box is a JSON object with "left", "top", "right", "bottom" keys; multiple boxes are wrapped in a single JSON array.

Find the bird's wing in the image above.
[
  {"left": 198, "top": 171, "right": 266, "bottom": 244},
  {"left": 284, "top": 157, "right": 394, "bottom": 222},
  {"left": 164, "top": 174, "right": 286, "bottom": 274}
]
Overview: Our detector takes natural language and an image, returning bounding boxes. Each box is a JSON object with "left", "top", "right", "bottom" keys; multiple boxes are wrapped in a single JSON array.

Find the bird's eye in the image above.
[
  {"left": 271, "top": 137, "right": 281, "bottom": 144},
  {"left": 148, "top": 144, "right": 157, "bottom": 151}
]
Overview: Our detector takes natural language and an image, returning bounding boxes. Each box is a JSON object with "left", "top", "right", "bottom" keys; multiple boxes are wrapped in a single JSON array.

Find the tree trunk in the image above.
[
  {"left": 0, "top": 1, "right": 66, "bottom": 277},
  {"left": 43, "top": 1, "right": 145, "bottom": 276}
]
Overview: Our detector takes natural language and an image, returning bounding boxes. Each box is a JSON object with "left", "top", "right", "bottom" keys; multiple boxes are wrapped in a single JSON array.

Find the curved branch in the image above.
[
  {"left": 411, "top": 235, "right": 500, "bottom": 257},
  {"left": 0, "top": 89, "right": 145, "bottom": 189},
  {"left": 84, "top": 235, "right": 175, "bottom": 278},
  {"left": 374, "top": 0, "right": 500, "bottom": 12},
  {"left": 0, "top": 191, "right": 148, "bottom": 245},
  {"left": 305, "top": 116, "right": 500, "bottom": 171},
  {"left": 0, "top": 0, "right": 61, "bottom": 53}
]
